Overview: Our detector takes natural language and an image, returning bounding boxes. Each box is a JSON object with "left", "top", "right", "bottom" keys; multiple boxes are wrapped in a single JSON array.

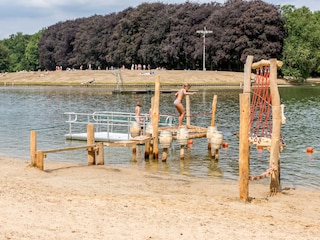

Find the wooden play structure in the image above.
[
  {"left": 30, "top": 124, "right": 152, "bottom": 170},
  {"left": 239, "top": 56, "right": 285, "bottom": 201},
  {"left": 149, "top": 76, "right": 223, "bottom": 161},
  {"left": 30, "top": 75, "right": 224, "bottom": 170}
]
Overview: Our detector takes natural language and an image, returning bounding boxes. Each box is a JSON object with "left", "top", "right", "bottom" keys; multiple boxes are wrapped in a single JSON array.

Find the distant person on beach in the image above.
[
  {"left": 174, "top": 83, "right": 196, "bottom": 127},
  {"left": 135, "top": 101, "right": 142, "bottom": 124}
]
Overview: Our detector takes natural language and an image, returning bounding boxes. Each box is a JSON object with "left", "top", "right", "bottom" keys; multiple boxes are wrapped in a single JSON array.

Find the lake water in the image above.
[{"left": 0, "top": 86, "right": 319, "bottom": 190}]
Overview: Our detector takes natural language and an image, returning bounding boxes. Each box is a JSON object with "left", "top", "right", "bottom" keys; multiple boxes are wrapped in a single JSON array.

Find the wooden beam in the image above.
[
  {"left": 269, "top": 58, "right": 281, "bottom": 194},
  {"left": 43, "top": 145, "right": 96, "bottom": 154},
  {"left": 251, "top": 59, "right": 283, "bottom": 69},
  {"left": 239, "top": 93, "right": 250, "bottom": 201},
  {"left": 210, "top": 95, "right": 218, "bottom": 126},
  {"left": 152, "top": 75, "right": 160, "bottom": 159},
  {"left": 186, "top": 95, "right": 191, "bottom": 126},
  {"left": 30, "top": 130, "right": 37, "bottom": 167},
  {"left": 244, "top": 55, "right": 254, "bottom": 94},
  {"left": 87, "top": 124, "right": 95, "bottom": 165}
]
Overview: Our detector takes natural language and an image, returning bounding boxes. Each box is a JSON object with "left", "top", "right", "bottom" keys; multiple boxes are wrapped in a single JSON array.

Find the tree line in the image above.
[{"left": 0, "top": 0, "right": 319, "bottom": 81}]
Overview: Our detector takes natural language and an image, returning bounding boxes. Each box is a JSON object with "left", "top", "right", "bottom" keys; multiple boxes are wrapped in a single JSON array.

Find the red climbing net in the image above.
[
  {"left": 249, "top": 66, "right": 285, "bottom": 146},
  {"left": 249, "top": 66, "right": 272, "bottom": 141}
]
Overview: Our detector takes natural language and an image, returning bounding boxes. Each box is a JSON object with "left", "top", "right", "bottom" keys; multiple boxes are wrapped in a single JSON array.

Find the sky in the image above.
[{"left": 0, "top": 0, "right": 319, "bottom": 40}]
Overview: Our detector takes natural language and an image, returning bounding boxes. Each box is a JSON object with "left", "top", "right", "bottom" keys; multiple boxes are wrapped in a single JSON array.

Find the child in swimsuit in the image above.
[{"left": 174, "top": 83, "right": 196, "bottom": 127}]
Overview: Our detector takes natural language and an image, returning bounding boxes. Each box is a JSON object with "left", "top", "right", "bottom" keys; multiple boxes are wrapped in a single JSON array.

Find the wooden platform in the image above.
[{"left": 103, "top": 136, "right": 152, "bottom": 147}]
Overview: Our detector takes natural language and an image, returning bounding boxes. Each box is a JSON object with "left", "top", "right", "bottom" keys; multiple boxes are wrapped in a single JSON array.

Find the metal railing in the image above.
[{"left": 64, "top": 111, "right": 177, "bottom": 140}]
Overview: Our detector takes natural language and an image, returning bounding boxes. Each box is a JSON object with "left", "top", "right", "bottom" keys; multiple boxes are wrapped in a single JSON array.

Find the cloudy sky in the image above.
[{"left": 0, "top": 0, "right": 319, "bottom": 40}]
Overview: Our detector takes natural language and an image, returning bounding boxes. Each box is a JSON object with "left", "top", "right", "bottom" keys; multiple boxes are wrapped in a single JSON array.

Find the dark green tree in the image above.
[
  {"left": 3, "top": 33, "right": 31, "bottom": 71},
  {"left": 0, "top": 42, "right": 10, "bottom": 72},
  {"left": 25, "top": 30, "right": 43, "bottom": 71}
]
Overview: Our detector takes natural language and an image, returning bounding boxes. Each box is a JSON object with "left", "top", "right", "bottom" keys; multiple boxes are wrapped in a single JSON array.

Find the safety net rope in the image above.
[{"left": 249, "top": 66, "right": 272, "bottom": 142}]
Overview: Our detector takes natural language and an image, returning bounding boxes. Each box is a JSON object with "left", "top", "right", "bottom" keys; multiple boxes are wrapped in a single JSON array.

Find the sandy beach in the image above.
[
  {"left": 1, "top": 156, "right": 320, "bottom": 239},
  {"left": 0, "top": 69, "right": 291, "bottom": 86}
]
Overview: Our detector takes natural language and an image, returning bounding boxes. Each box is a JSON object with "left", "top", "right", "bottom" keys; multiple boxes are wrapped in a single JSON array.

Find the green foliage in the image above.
[
  {"left": 281, "top": 5, "right": 320, "bottom": 81},
  {"left": 3, "top": 0, "right": 320, "bottom": 80},
  {"left": 0, "top": 42, "right": 10, "bottom": 72},
  {"left": 1, "top": 31, "right": 43, "bottom": 72},
  {"left": 25, "top": 30, "right": 42, "bottom": 70},
  {"left": 38, "top": 0, "right": 285, "bottom": 71}
]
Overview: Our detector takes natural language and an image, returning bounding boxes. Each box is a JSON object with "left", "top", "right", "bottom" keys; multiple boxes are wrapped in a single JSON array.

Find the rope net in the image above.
[
  {"left": 249, "top": 66, "right": 272, "bottom": 146},
  {"left": 249, "top": 66, "right": 285, "bottom": 148}
]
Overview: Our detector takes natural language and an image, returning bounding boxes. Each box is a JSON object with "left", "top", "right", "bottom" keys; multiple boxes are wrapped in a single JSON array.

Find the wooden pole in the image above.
[
  {"left": 96, "top": 142, "right": 104, "bottom": 165},
  {"left": 244, "top": 55, "right": 254, "bottom": 94},
  {"left": 210, "top": 95, "right": 218, "bottom": 126},
  {"left": 239, "top": 93, "right": 250, "bottom": 201},
  {"left": 152, "top": 76, "right": 160, "bottom": 159},
  {"left": 36, "top": 150, "right": 44, "bottom": 170},
  {"left": 269, "top": 58, "right": 281, "bottom": 194},
  {"left": 211, "top": 148, "right": 219, "bottom": 161},
  {"left": 30, "top": 130, "right": 37, "bottom": 167},
  {"left": 144, "top": 137, "right": 150, "bottom": 160},
  {"left": 180, "top": 145, "right": 185, "bottom": 159},
  {"left": 87, "top": 124, "right": 95, "bottom": 165},
  {"left": 186, "top": 95, "right": 190, "bottom": 127},
  {"left": 132, "top": 145, "right": 137, "bottom": 161},
  {"left": 208, "top": 95, "right": 218, "bottom": 150},
  {"left": 162, "top": 148, "right": 168, "bottom": 162}
]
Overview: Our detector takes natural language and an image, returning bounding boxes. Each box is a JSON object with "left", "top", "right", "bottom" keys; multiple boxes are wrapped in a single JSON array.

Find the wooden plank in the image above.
[
  {"left": 251, "top": 59, "right": 283, "bottom": 69},
  {"left": 43, "top": 145, "right": 96, "bottom": 154},
  {"left": 103, "top": 141, "right": 136, "bottom": 147}
]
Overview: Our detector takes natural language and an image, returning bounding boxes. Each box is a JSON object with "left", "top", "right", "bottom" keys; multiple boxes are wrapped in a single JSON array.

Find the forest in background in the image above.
[{"left": 0, "top": 0, "right": 319, "bottom": 81}]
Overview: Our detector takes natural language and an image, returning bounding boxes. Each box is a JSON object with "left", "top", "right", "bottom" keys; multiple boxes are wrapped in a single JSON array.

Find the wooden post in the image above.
[
  {"left": 208, "top": 95, "right": 218, "bottom": 150},
  {"left": 239, "top": 93, "right": 250, "bottom": 201},
  {"left": 132, "top": 144, "right": 137, "bottom": 161},
  {"left": 211, "top": 148, "right": 219, "bottom": 161},
  {"left": 186, "top": 95, "right": 190, "bottom": 127},
  {"left": 244, "top": 55, "right": 254, "bottom": 94},
  {"left": 30, "top": 130, "right": 37, "bottom": 167},
  {"left": 162, "top": 148, "right": 168, "bottom": 162},
  {"left": 87, "top": 124, "right": 95, "bottom": 165},
  {"left": 96, "top": 142, "right": 104, "bottom": 165},
  {"left": 152, "top": 76, "right": 160, "bottom": 159},
  {"left": 36, "top": 150, "right": 44, "bottom": 170},
  {"left": 269, "top": 58, "right": 281, "bottom": 194},
  {"left": 180, "top": 145, "right": 185, "bottom": 159},
  {"left": 144, "top": 138, "right": 150, "bottom": 160},
  {"left": 210, "top": 95, "right": 218, "bottom": 127}
]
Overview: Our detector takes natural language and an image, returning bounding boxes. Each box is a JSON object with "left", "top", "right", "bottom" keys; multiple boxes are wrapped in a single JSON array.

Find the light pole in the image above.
[{"left": 196, "top": 26, "right": 212, "bottom": 71}]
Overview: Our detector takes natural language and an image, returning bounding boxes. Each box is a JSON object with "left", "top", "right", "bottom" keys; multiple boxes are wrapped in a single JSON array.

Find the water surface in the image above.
[{"left": 0, "top": 86, "right": 319, "bottom": 190}]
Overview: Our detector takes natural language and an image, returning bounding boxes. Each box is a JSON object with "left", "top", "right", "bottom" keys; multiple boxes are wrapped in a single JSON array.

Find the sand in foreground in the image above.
[{"left": 1, "top": 156, "right": 319, "bottom": 239}]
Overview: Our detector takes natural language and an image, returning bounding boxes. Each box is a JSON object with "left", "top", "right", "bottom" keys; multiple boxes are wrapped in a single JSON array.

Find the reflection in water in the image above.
[
  {"left": 208, "top": 158, "right": 224, "bottom": 178},
  {"left": 0, "top": 86, "right": 320, "bottom": 189}
]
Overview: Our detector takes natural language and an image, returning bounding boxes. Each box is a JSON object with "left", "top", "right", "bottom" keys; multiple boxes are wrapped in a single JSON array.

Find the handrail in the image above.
[{"left": 64, "top": 111, "right": 178, "bottom": 141}]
